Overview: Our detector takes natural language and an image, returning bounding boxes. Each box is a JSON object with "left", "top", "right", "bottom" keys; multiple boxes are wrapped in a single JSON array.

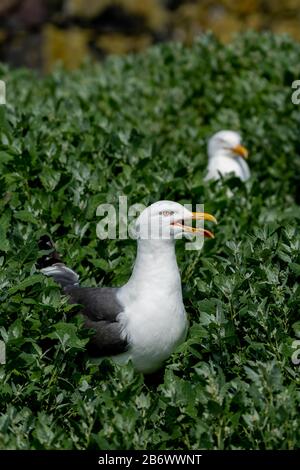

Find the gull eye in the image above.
[{"left": 159, "top": 210, "right": 174, "bottom": 217}]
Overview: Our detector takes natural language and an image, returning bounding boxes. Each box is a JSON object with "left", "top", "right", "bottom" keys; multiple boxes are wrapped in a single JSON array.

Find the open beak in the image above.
[
  {"left": 232, "top": 144, "right": 248, "bottom": 159},
  {"left": 172, "top": 212, "right": 217, "bottom": 238}
]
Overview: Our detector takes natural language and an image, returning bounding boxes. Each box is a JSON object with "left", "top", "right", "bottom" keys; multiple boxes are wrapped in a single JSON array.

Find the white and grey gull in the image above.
[
  {"left": 39, "top": 201, "right": 216, "bottom": 374},
  {"left": 205, "top": 130, "right": 250, "bottom": 182}
]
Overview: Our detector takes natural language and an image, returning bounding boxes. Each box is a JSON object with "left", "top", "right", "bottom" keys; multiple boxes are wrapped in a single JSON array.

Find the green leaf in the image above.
[
  {"left": 47, "top": 322, "right": 89, "bottom": 350},
  {"left": 14, "top": 210, "right": 37, "bottom": 224}
]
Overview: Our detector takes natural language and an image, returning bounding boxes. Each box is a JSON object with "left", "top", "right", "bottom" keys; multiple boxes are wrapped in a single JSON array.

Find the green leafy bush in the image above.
[{"left": 1, "top": 32, "right": 300, "bottom": 450}]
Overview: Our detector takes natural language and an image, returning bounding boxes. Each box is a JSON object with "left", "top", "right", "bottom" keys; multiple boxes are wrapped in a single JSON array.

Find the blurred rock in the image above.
[
  {"left": 65, "top": 0, "right": 109, "bottom": 18},
  {"left": 206, "top": 11, "right": 242, "bottom": 42},
  {"left": 43, "top": 24, "right": 91, "bottom": 72},
  {"left": 18, "top": 0, "right": 47, "bottom": 27},
  {"left": 66, "top": 0, "right": 167, "bottom": 29},
  {"left": 0, "top": 0, "right": 300, "bottom": 71},
  {"left": 172, "top": 4, "right": 203, "bottom": 44},
  {"left": 265, "top": 0, "right": 299, "bottom": 13},
  {"left": 223, "top": 0, "right": 261, "bottom": 15},
  {"left": 1, "top": 31, "right": 43, "bottom": 69},
  {"left": 123, "top": 0, "right": 167, "bottom": 29},
  {"left": 245, "top": 13, "right": 264, "bottom": 30},
  {"left": 273, "top": 19, "right": 300, "bottom": 40},
  {"left": 0, "top": 0, "right": 19, "bottom": 17},
  {"left": 96, "top": 32, "right": 151, "bottom": 54},
  {"left": 0, "top": 30, "right": 7, "bottom": 44}
]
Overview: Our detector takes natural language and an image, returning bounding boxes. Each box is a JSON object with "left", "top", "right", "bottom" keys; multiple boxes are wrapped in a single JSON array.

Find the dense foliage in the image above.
[{"left": 0, "top": 32, "right": 300, "bottom": 450}]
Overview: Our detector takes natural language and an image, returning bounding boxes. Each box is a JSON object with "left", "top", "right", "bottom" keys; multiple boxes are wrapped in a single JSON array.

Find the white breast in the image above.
[
  {"left": 116, "top": 287, "right": 187, "bottom": 374},
  {"left": 113, "top": 239, "right": 188, "bottom": 374},
  {"left": 206, "top": 155, "right": 250, "bottom": 181}
]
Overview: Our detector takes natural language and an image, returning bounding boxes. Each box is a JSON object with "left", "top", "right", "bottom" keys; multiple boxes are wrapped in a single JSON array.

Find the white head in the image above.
[
  {"left": 208, "top": 130, "right": 248, "bottom": 160},
  {"left": 134, "top": 200, "right": 216, "bottom": 241}
]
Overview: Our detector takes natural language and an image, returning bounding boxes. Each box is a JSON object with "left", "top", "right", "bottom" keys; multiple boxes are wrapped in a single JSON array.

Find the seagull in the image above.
[
  {"left": 205, "top": 130, "right": 250, "bottom": 182},
  {"left": 39, "top": 201, "right": 216, "bottom": 374}
]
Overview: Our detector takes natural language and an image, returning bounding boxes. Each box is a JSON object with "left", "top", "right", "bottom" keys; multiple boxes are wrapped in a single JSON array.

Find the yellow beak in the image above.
[
  {"left": 173, "top": 212, "right": 217, "bottom": 238},
  {"left": 232, "top": 144, "right": 248, "bottom": 159},
  {"left": 191, "top": 212, "right": 217, "bottom": 224}
]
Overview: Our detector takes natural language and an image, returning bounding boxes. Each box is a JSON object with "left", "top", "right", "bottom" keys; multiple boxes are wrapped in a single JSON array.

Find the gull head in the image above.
[
  {"left": 208, "top": 130, "right": 248, "bottom": 160},
  {"left": 134, "top": 200, "right": 216, "bottom": 241}
]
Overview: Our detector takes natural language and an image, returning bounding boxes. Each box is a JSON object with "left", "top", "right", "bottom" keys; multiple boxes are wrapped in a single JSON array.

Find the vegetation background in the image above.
[{"left": 0, "top": 30, "right": 300, "bottom": 449}]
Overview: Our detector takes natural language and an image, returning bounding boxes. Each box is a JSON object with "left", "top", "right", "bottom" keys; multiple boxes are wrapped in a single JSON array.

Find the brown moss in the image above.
[
  {"left": 43, "top": 24, "right": 91, "bottom": 72},
  {"left": 96, "top": 32, "right": 151, "bottom": 54},
  {"left": 65, "top": 0, "right": 111, "bottom": 18},
  {"left": 273, "top": 19, "right": 300, "bottom": 40}
]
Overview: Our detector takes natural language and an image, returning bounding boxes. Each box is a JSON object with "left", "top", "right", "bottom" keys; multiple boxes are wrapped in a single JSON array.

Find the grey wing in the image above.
[{"left": 65, "top": 286, "right": 128, "bottom": 356}]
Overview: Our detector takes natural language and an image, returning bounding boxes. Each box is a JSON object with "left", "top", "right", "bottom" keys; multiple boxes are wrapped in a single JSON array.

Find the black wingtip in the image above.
[{"left": 37, "top": 235, "right": 62, "bottom": 269}]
